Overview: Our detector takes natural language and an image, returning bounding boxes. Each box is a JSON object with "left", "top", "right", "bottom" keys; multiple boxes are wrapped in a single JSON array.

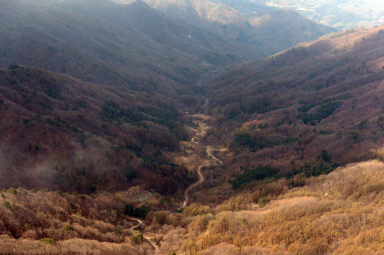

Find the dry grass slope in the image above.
[{"left": 180, "top": 160, "right": 384, "bottom": 254}]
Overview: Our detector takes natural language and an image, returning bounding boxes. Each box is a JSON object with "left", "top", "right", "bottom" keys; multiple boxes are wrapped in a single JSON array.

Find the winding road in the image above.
[
  {"left": 180, "top": 119, "right": 223, "bottom": 209},
  {"left": 128, "top": 115, "right": 224, "bottom": 253},
  {"left": 181, "top": 165, "right": 204, "bottom": 208},
  {"left": 129, "top": 218, "right": 143, "bottom": 231},
  {"left": 129, "top": 217, "right": 160, "bottom": 251}
]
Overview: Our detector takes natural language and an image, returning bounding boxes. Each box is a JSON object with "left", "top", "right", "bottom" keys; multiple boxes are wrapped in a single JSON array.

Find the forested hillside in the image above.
[
  {"left": 206, "top": 25, "right": 384, "bottom": 186},
  {"left": 0, "top": 65, "right": 195, "bottom": 194},
  {"left": 0, "top": 0, "right": 334, "bottom": 196}
]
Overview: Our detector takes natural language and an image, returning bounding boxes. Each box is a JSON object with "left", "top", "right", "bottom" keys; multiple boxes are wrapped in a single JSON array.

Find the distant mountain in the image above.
[
  {"left": 262, "top": 0, "right": 384, "bottom": 30},
  {"left": 0, "top": 0, "right": 334, "bottom": 94},
  {"left": 207, "top": 25, "right": 384, "bottom": 175},
  {"left": 0, "top": 65, "right": 195, "bottom": 194},
  {"left": 0, "top": 0, "right": 251, "bottom": 97},
  {"left": 115, "top": 0, "right": 334, "bottom": 57}
]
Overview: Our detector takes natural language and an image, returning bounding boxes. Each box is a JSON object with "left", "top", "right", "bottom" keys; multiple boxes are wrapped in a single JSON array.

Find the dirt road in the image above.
[
  {"left": 180, "top": 116, "right": 223, "bottom": 209},
  {"left": 128, "top": 114, "right": 224, "bottom": 253},
  {"left": 129, "top": 217, "right": 160, "bottom": 251},
  {"left": 181, "top": 165, "right": 204, "bottom": 208},
  {"left": 129, "top": 218, "right": 143, "bottom": 231}
]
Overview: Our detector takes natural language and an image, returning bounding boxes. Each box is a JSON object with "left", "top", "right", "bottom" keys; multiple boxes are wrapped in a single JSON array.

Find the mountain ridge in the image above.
[
  {"left": 114, "top": 0, "right": 334, "bottom": 57},
  {"left": 0, "top": 0, "right": 251, "bottom": 97}
]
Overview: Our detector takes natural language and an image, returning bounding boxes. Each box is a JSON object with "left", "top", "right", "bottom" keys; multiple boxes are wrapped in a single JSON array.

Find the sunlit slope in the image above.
[
  {"left": 0, "top": 186, "right": 159, "bottom": 254},
  {"left": 185, "top": 160, "right": 384, "bottom": 254},
  {"left": 207, "top": 25, "right": 384, "bottom": 174}
]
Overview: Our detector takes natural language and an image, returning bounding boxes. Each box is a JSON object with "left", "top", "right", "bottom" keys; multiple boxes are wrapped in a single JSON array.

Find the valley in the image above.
[
  {"left": 179, "top": 114, "right": 225, "bottom": 209},
  {"left": 2, "top": 0, "right": 384, "bottom": 254}
]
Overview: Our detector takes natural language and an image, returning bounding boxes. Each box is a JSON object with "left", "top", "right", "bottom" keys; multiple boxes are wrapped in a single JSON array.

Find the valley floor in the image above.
[{"left": 176, "top": 114, "right": 225, "bottom": 209}]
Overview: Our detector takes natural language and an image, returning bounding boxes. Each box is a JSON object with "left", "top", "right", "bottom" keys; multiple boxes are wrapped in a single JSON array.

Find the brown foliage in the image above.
[
  {"left": 0, "top": 66, "right": 194, "bottom": 195},
  {"left": 0, "top": 235, "right": 150, "bottom": 255},
  {"left": 0, "top": 187, "right": 159, "bottom": 246},
  {"left": 206, "top": 24, "right": 384, "bottom": 177},
  {"left": 183, "top": 160, "right": 384, "bottom": 254}
]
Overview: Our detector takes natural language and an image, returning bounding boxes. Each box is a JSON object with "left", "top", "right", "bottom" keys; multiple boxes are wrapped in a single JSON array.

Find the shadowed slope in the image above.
[{"left": 0, "top": 65, "right": 195, "bottom": 194}]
